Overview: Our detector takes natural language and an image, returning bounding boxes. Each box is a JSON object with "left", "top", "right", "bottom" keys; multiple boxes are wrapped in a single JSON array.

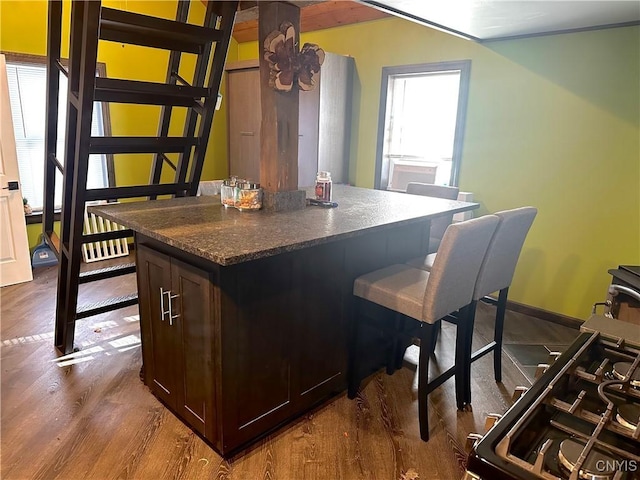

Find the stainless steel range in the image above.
[{"left": 465, "top": 316, "right": 640, "bottom": 480}]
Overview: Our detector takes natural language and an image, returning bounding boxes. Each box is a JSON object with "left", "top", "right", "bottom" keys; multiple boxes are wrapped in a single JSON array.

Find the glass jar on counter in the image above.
[
  {"left": 315, "top": 171, "right": 332, "bottom": 202},
  {"left": 221, "top": 180, "right": 236, "bottom": 208},
  {"left": 235, "top": 182, "right": 262, "bottom": 211}
]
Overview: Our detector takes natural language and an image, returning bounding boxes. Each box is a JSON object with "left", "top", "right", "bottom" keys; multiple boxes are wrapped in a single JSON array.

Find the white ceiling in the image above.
[{"left": 362, "top": 1, "right": 640, "bottom": 41}]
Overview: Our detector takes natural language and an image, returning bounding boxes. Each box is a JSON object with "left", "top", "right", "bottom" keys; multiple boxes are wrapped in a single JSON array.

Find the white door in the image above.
[{"left": 0, "top": 54, "right": 33, "bottom": 287}]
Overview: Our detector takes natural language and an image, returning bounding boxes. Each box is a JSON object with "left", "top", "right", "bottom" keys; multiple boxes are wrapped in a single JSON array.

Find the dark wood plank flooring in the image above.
[{"left": 1, "top": 257, "right": 579, "bottom": 480}]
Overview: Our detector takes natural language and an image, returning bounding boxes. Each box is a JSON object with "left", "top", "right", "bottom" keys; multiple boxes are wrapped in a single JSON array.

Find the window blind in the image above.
[{"left": 6, "top": 61, "right": 108, "bottom": 211}]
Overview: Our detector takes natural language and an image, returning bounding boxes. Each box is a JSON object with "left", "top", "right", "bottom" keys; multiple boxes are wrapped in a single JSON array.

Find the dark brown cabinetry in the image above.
[
  {"left": 135, "top": 238, "right": 359, "bottom": 454},
  {"left": 136, "top": 244, "right": 216, "bottom": 440}
]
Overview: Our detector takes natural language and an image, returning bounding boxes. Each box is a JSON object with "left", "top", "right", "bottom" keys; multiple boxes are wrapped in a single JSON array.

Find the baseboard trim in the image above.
[{"left": 506, "top": 300, "right": 582, "bottom": 330}]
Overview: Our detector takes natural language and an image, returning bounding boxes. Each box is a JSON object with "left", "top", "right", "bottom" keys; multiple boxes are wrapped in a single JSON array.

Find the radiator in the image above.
[{"left": 82, "top": 204, "right": 129, "bottom": 263}]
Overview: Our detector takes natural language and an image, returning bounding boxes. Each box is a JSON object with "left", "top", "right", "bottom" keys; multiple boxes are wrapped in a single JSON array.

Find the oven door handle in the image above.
[{"left": 609, "top": 284, "right": 640, "bottom": 302}]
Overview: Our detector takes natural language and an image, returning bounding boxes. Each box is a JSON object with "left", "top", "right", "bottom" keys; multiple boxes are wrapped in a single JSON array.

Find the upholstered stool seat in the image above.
[{"left": 354, "top": 264, "right": 430, "bottom": 320}]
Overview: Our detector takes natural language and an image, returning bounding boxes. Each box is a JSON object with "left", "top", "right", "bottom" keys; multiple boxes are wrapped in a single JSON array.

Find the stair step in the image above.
[
  {"left": 94, "top": 78, "right": 208, "bottom": 106},
  {"left": 85, "top": 183, "right": 190, "bottom": 202},
  {"left": 99, "top": 7, "right": 222, "bottom": 54},
  {"left": 78, "top": 263, "right": 136, "bottom": 284},
  {"left": 76, "top": 293, "right": 138, "bottom": 320},
  {"left": 89, "top": 136, "right": 198, "bottom": 154}
]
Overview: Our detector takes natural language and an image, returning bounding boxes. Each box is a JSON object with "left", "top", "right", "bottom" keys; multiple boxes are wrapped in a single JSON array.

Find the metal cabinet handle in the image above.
[
  {"left": 160, "top": 287, "right": 169, "bottom": 321},
  {"left": 159, "top": 287, "right": 180, "bottom": 326},
  {"left": 168, "top": 292, "right": 180, "bottom": 326}
]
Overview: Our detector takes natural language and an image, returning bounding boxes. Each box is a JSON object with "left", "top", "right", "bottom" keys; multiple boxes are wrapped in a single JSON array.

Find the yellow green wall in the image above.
[
  {"left": 3, "top": 2, "right": 639, "bottom": 319},
  {"left": 232, "top": 18, "right": 640, "bottom": 320}
]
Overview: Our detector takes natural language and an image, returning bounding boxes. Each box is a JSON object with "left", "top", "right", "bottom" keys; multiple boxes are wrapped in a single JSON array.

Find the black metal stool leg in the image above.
[
  {"left": 453, "top": 302, "right": 476, "bottom": 408},
  {"left": 417, "top": 322, "right": 435, "bottom": 441},
  {"left": 463, "top": 301, "right": 477, "bottom": 406},
  {"left": 494, "top": 288, "right": 508, "bottom": 383},
  {"left": 454, "top": 303, "right": 471, "bottom": 409}
]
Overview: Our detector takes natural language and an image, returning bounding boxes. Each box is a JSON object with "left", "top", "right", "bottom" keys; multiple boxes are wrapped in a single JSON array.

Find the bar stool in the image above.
[
  {"left": 461, "top": 206, "right": 537, "bottom": 403},
  {"left": 348, "top": 214, "right": 499, "bottom": 441},
  {"left": 407, "top": 207, "right": 538, "bottom": 404}
]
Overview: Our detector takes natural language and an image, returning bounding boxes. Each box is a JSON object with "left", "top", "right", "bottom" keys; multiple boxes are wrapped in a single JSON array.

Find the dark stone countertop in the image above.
[{"left": 89, "top": 185, "right": 479, "bottom": 266}]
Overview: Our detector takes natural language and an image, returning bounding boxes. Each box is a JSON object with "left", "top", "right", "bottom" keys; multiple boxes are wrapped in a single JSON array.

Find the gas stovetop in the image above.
[{"left": 466, "top": 323, "right": 640, "bottom": 480}]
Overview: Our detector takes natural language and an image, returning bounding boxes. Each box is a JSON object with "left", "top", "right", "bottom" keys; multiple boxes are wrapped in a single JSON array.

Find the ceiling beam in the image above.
[{"left": 232, "top": 1, "right": 390, "bottom": 43}]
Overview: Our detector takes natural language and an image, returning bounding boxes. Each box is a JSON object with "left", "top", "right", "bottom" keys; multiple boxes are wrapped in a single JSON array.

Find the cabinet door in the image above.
[
  {"left": 136, "top": 244, "right": 178, "bottom": 410},
  {"left": 219, "top": 255, "right": 294, "bottom": 449},
  {"left": 226, "top": 64, "right": 322, "bottom": 186},
  {"left": 293, "top": 243, "right": 347, "bottom": 402},
  {"left": 317, "top": 53, "right": 353, "bottom": 183},
  {"left": 298, "top": 87, "right": 320, "bottom": 187},
  {"left": 170, "top": 257, "right": 215, "bottom": 438},
  {"left": 227, "top": 54, "right": 353, "bottom": 187},
  {"left": 227, "top": 68, "right": 261, "bottom": 182}
]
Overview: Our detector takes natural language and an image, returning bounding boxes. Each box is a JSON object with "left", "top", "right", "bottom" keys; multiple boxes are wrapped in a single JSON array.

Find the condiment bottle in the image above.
[{"left": 315, "top": 171, "right": 332, "bottom": 202}]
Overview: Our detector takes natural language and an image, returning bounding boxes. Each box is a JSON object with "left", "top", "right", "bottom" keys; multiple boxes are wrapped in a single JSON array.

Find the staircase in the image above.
[{"left": 44, "top": 0, "right": 238, "bottom": 354}]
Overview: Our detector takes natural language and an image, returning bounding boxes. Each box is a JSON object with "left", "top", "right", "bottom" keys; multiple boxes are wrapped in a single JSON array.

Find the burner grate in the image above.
[{"left": 473, "top": 332, "right": 640, "bottom": 480}]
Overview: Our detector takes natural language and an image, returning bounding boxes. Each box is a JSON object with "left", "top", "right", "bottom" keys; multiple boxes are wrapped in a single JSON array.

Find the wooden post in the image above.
[{"left": 258, "top": 1, "right": 306, "bottom": 211}]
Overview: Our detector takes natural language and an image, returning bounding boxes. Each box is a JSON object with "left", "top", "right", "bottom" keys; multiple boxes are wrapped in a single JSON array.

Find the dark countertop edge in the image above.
[
  {"left": 206, "top": 208, "right": 478, "bottom": 266},
  {"left": 90, "top": 199, "right": 479, "bottom": 267}
]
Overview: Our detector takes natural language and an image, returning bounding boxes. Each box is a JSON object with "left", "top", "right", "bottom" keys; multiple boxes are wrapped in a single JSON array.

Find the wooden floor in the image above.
[{"left": 1, "top": 258, "right": 579, "bottom": 480}]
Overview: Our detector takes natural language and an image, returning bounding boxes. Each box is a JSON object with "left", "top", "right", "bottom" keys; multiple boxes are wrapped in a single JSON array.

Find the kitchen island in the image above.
[{"left": 90, "top": 185, "right": 478, "bottom": 455}]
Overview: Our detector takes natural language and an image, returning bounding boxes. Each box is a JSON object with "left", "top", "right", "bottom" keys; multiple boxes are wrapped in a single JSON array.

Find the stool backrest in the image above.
[
  {"left": 473, "top": 207, "right": 538, "bottom": 300},
  {"left": 422, "top": 215, "right": 500, "bottom": 324},
  {"left": 406, "top": 183, "right": 460, "bottom": 243}
]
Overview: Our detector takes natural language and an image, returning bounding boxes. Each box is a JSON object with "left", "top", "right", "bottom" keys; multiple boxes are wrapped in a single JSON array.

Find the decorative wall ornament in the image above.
[{"left": 264, "top": 21, "right": 325, "bottom": 92}]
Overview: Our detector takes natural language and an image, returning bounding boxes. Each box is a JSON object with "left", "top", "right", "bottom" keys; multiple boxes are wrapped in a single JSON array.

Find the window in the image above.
[
  {"left": 4, "top": 53, "right": 112, "bottom": 213},
  {"left": 374, "top": 60, "right": 471, "bottom": 191}
]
